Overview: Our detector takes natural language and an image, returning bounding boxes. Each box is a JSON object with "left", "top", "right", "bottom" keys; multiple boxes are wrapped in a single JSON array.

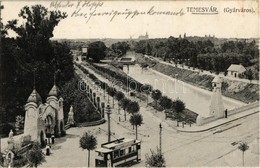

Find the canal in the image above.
[{"left": 123, "top": 65, "right": 245, "bottom": 117}]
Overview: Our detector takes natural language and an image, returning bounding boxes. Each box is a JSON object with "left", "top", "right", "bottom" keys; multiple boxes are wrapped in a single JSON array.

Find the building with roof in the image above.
[
  {"left": 81, "top": 45, "right": 88, "bottom": 61},
  {"left": 138, "top": 32, "right": 149, "bottom": 39},
  {"left": 227, "top": 64, "right": 246, "bottom": 78},
  {"left": 118, "top": 56, "right": 136, "bottom": 65},
  {"left": 23, "top": 83, "right": 65, "bottom": 146}
]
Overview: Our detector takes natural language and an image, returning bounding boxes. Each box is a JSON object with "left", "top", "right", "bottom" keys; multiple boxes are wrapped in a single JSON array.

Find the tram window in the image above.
[
  {"left": 120, "top": 149, "right": 125, "bottom": 156},
  {"left": 128, "top": 147, "right": 132, "bottom": 153},
  {"left": 137, "top": 144, "right": 141, "bottom": 150},
  {"left": 132, "top": 145, "right": 136, "bottom": 151},
  {"left": 97, "top": 152, "right": 104, "bottom": 157},
  {"left": 114, "top": 150, "right": 119, "bottom": 158}
]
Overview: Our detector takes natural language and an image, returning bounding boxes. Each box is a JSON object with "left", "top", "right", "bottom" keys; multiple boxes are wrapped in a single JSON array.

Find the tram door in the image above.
[
  {"left": 107, "top": 153, "right": 112, "bottom": 168},
  {"left": 137, "top": 143, "right": 141, "bottom": 161}
]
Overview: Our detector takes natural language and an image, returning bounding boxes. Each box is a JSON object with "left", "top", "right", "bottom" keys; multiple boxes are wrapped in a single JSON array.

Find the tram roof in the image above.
[
  {"left": 100, "top": 138, "right": 141, "bottom": 151},
  {"left": 95, "top": 147, "right": 113, "bottom": 153}
]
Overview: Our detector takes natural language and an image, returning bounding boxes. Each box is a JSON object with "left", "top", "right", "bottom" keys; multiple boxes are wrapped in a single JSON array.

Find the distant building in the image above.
[
  {"left": 81, "top": 45, "right": 88, "bottom": 61},
  {"left": 82, "top": 46, "right": 88, "bottom": 54},
  {"left": 118, "top": 56, "right": 136, "bottom": 65},
  {"left": 227, "top": 64, "right": 246, "bottom": 78},
  {"left": 138, "top": 32, "right": 149, "bottom": 39}
]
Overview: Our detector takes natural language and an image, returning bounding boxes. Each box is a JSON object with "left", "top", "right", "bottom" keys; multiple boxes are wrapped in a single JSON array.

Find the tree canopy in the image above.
[
  {"left": 79, "top": 132, "right": 97, "bottom": 167},
  {"left": 126, "top": 101, "right": 140, "bottom": 114},
  {"left": 1, "top": 5, "right": 97, "bottom": 125},
  {"left": 159, "top": 96, "right": 172, "bottom": 110},
  {"left": 79, "top": 132, "right": 97, "bottom": 151},
  {"left": 87, "top": 41, "right": 107, "bottom": 62},
  {"left": 1, "top": 5, "right": 70, "bottom": 122},
  {"left": 133, "top": 36, "right": 259, "bottom": 77},
  {"left": 129, "top": 113, "right": 143, "bottom": 139}
]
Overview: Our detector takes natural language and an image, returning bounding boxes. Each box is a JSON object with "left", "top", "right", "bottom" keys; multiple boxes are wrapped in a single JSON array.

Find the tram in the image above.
[{"left": 95, "top": 138, "right": 141, "bottom": 167}]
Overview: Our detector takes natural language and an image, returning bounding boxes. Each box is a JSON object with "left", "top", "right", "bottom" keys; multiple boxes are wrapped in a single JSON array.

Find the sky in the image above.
[{"left": 1, "top": 0, "right": 259, "bottom": 39}]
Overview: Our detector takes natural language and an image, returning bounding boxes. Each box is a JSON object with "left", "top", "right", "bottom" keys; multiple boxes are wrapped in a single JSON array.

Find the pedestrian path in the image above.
[{"left": 175, "top": 107, "right": 259, "bottom": 132}]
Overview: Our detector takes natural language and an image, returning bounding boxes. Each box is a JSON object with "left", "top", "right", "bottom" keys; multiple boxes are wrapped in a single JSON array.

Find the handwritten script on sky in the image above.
[{"left": 50, "top": 0, "right": 185, "bottom": 23}]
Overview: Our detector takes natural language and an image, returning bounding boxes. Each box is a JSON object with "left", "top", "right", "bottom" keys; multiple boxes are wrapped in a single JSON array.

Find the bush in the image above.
[
  {"left": 14, "top": 155, "right": 27, "bottom": 167},
  {"left": 145, "top": 148, "right": 166, "bottom": 167},
  {"left": 0, "top": 154, "right": 4, "bottom": 167},
  {"left": 148, "top": 101, "right": 164, "bottom": 111}
]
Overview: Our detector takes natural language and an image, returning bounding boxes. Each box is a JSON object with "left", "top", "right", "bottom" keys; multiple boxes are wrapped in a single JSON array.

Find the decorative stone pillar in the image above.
[
  {"left": 7, "top": 130, "right": 14, "bottom": 150},
  {"left": 209, "top": 76, "right": 225, "bottom": 118},
  {"left": 4, "top": 151, "right": 14, "bottom": 168},
  {"left": 67, "top": 105, "right": 75, "bottom": 126}
]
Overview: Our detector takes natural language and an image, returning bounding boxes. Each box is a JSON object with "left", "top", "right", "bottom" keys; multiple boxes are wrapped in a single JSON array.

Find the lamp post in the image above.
[
  {"left": 105, "top": 105, "right": 112, "bottom": 142},
  {"left": 159, "top": 123, "right": 162, "bottom": 154}
]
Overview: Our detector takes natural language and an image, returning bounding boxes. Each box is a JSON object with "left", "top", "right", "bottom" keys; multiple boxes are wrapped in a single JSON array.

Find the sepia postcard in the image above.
[{"left": 0, "top": 0, "right": 259, "bottom": 167}]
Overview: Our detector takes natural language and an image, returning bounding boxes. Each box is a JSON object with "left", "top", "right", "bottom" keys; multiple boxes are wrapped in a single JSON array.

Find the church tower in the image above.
[
  {"left": 209, "top": 76, "right": 225, "bottom": 118},
  {"left": 24, "top": 88, "right": 42, "bottom": 141}
]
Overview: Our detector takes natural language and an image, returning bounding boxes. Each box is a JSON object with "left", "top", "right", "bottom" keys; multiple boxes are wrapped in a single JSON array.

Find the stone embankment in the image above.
[{"left": 135, "top": 54, "right": 259, "bottom": 103}]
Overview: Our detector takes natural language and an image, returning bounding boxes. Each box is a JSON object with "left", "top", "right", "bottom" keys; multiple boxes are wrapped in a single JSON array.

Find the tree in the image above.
[
  {"left": 151, "top": 89, "right": 162, "bottom": 112},
  {"left": 6, "top": 5, "right": 67, "bottom": 63},
  {"left": 129, "top": 113, "right": 143, "bottom": 139},
  {"left": 173, "top": 99, "right": 185, "bottom": 126},
  {"left": 79, "top": 132, "right": 97, "bottom": 167},
  {"left": 2, "top": 5, "right": 72, "bottom": 123},
  {"left": 0, "top": 4, "right": 7, "bottom": 37},
  {"left": 111, "top": 41, "right": 130, "bottom": 57},
  {"left": 126, "top": 101, "right": 140, "bottom": 114},
  {"left": 146, "top": 43, "right": 152, "bottom": 55},
  {"left": 245, "top": 69, "right": 253, "bottom": 82},
  {"left": 26, "top": 142, "right": 45, "bottom": 168},
  {"left": 87, "top": 41, "right": 107, "bottom": 62},
  {"left": 115, "top": 91, "right": 125, "bottom": 114},
  {"left": 120, "top": 98, "right": 131, "bottom": 121},
  {"left": 141, "top": 84, "right": 153, "bottom": 105},
  {"left": 145, "top": 148, "right": 166, "bottom": 167},
  {"left": 159, "top": 96, "right": 172, "bottom": 110},
  {"left": 238, "top": 142, "right": 249, "bottom": 167},
  {"left": 15, "top": 115, "right": 24, "bottom": 131}
]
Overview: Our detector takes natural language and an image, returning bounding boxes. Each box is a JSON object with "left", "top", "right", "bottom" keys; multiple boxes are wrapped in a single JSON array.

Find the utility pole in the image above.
[
  {"left": 0, "top": 0, "right": 3, "bottom": 155},
  {"left": 126, "top": 70, "right": 129, "bottom": 95},
  {"left": 103, "top": 83, "right": 106, "bottom": 99},
  {"left": 107, "top": 82, "right": 110, "bottom": 104},
  {"left": 159, "top": 123, "right": 162, "bottom": 154},
  {"left": 106, "top": 105, "right": 112, "bottom": 142}
]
